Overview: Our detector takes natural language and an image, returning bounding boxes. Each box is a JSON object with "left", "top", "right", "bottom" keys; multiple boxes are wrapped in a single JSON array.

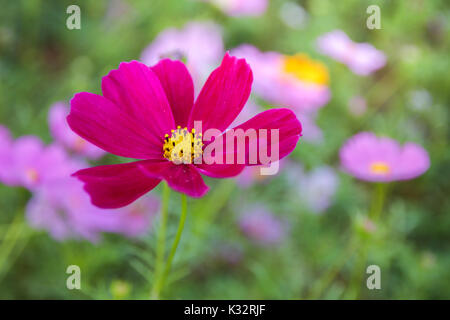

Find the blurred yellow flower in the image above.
[{"left": 283, "top": 54, "right": 329, "bottom": 85}]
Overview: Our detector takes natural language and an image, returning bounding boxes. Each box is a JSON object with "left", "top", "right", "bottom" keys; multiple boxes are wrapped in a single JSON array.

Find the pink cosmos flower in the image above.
[
  {"left": 49, "top": 102, "right": 105, "bottom": 159},
  {"left": 141, "top": 22, "right": 223, "bottom": 90},
  {"left": 201, "top": 0, "right": 268, "bottom": 17},
  {"left": 67, "top": 53, "right": 302, "bottom": 208},
  {"left": 316, "top": 30, "right": 386, "bottom": 76},
  {"left": 2, "top": 136, "right": 70, "bottom": 190},
  {"left": 339, "top": 132, "right": 430, "bottom": 182},
  {"left": 239, "top": 207, "right": 286, "bottom": 246},
  {"left": 231, "top": 45, "right": 330, "bottom": 113}
]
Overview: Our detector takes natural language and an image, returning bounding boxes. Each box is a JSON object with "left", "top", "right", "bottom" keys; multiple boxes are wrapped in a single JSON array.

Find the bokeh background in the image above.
[{"left": 0, "top": 0, "right": 449, "bottom": 299}]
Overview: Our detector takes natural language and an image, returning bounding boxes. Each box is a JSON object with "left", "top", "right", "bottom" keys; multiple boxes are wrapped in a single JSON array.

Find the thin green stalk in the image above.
[
  {"left": 0, "top": 214, "right": 28, "bottom": 284},
  {"left": 159, "top": 194, "right": 187, "bottom": 292},
  {"left": 370, "top": 183, "right": 387, "bottom": 222},
  {"left": 150, "top": 182, "right": 170, "bottom": 299},
  {"left": 346, "top": 183, "right": 387, "bottom": 299},
  {"left": 151, "top": 192, "right": 188, "bottom": 299},
  {"left": 307, "top": 237, "right": 356, "bottom": 299}
]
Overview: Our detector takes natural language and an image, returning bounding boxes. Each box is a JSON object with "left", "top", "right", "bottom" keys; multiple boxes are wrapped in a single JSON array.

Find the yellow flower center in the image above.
[
  {"left": 163, "top": 126, "right": 203, "bottom": 164},
  {"left": 369, "top": 161, "right": 391, "bottom": 175},
  {"left": 283, "top": 54, "right": 329, "bottom": 85},
  {"left": 25, "top": 168, "right": 39, "bottom": 183},
  {"left": 74, "top": 136, "right": 87, "bottom": 151}
]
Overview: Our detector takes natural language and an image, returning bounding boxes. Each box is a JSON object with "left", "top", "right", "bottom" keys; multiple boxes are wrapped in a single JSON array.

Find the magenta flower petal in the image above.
[
  {"left": 68, "top": 92, "right": 165, "bottom": 159},
  {"left": 188, "top": 52, "right": 253, "bottom": 132},
  {"left": 211, "top": 108, "right": 302, "bottom": 165},
  {"left": 151, "top": 59, "right": 194, "bottom": 127},
  {"left": 101, "top": 60, "right": 175, "bottom": 135},
  {"left": 196, "top": 163, "right": 245, "bottom": 178},
  {"left": 73, "top": 161, "right": 161, "bottom": 209},
  {"left": 139, "top": 161, "right": 209, "bottom": 198},
  {"left": 339, "top": 132, "right": 430, "bottom": 182}
]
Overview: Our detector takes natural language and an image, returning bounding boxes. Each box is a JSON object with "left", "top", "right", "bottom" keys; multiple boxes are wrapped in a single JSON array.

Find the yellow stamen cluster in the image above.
[
  {"left": 25, "top": 168, "right": 39, "bottom": 183},
  {"left": 74, "top": 136, "right": 87, "bottom": 152},
  {"left": 163, "top": 126, "right": 203, "bottom": 164},
  {"left": 369, "top": 161, "right": 391, "bottom": 175},
  {"left": 283, "top": 54, "right": 330, "bottom": 85}
]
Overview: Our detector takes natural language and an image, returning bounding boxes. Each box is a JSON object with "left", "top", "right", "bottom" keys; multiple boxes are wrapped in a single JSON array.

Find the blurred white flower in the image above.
[
  {"left": 408, "top": 89, "right": 432, "bottom": 111},
  {"left": 298, "top": 166, "right": 339, "bottom": 214},
  {"left": 279, "top": 2, "right": 309, "bottom": 29}
]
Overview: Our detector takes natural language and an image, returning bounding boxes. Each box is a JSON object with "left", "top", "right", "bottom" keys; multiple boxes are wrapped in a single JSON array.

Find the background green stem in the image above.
[
  {"left": 307, "top": 237, "right": 356, "bottom": 299},
  {"left": 346, "top": 183, "right": 387, "bottom": 299},
  {"left": 0, "top": 214, "right": 27, "bottom": 283}
]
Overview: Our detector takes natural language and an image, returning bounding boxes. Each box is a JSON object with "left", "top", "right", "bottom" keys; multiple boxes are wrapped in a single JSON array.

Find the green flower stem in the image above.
[
  {"left": 160, "top": 194, "right": 187, "bottom": 292},
  {"left": 346, "top": 183, "right": 387, "bottom": 299},
  {"left": 150, "top": 187, "right": 188, "bottom": 300},
  {"left": 150, "top": 182, "right": 170, "bottom": 299},
  {"left": 370, "top": 183, "right": 387, "bottom": 222},
  {"left": 0, "top": 214, "right": 28, "bottom": 284}
]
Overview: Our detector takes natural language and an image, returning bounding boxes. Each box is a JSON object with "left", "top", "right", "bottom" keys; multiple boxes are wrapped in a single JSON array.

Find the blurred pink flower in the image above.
[
  {"left": 1, "top": 128, "right": 159, "bottom": 242},
  {"left": 141, "top": 22, "right": 223, "bottom": 90},
  {"left": 105, "top": 195, "right": 160, "bottom": 237},
  {"left": 4, "top": 137, "right": 70, "bottom": 190},
  {"left": 202, "top": 0, "right": 268, "bottom": 17},
  {"left": 27, "top": 173, "right": 159, "bottom": 242},
  {"left": 239, "top": 207, "right": 286, "bottom": 246},
  {"left": 231, "top": 45, "right": 330, "bottom": 113},
  {"left": 215, "top": 243, "right": 243, "bottom": 266},
  {"left": 348, "top": 95, "right": 367, "bottom": 116},
  {"left": 340, "top": 132, "right": 430, "bottom": 182},
  {"left": 316, "top": 30, "right": 386, "bottom": 76},
  {"left": 49, "top": 102, "right": 105, "bottom": 159}
]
